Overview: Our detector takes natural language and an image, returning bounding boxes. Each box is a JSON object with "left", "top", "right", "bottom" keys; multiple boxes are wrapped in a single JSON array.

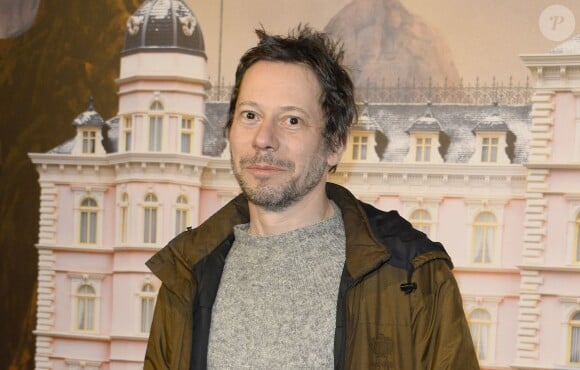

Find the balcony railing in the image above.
[{"left": 208, "top": 76, "right": 532, "bottom": 105}]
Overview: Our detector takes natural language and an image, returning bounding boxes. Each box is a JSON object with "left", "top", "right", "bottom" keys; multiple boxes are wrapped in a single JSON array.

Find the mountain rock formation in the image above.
[{"left": 324, "top": 0, "right": 460, "bottom": 89}]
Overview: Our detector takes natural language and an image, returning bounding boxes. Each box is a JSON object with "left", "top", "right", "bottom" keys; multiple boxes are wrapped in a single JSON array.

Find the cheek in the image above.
[
  {"left": 228, "top": 126, "right": 247, "bottom": 153},
  {"left": 299, "top": 143, "right": 329, "bottom": 169}
]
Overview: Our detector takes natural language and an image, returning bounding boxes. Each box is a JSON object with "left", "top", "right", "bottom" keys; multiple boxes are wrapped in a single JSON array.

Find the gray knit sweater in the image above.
[{"left": 207, "top": 204, "right": 346, "bottom": 369}]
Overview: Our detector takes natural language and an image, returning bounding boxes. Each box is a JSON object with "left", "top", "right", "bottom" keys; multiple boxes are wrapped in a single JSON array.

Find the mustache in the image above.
[{"left": 239, "top": 153, "right": 295, "bottom": 170}]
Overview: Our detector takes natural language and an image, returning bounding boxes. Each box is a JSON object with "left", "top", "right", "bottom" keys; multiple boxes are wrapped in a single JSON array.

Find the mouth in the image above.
[
  {"left": 244, "top": 163, "right": 288, "bottom": 175},
  {"left": 238, "top": 154, "right": 295, "bottom": 177}
]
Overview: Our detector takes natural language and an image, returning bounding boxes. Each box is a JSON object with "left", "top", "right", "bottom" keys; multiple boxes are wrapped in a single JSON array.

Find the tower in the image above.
[{"left": 29, "top": 1, "right": 210, "bottom": 368}]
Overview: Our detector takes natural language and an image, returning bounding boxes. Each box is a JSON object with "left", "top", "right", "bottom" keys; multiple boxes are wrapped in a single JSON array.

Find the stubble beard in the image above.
[{"left": 232, "top": 152, "right": 329, "bottom": 212}]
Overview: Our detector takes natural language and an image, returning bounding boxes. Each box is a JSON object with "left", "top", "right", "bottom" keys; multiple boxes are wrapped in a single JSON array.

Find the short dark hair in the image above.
[{"left": 225, "top": 25, "right": 357, "bottom": 170}]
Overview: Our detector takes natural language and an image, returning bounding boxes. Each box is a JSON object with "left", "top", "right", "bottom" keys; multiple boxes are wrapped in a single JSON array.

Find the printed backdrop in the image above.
[{"left": 0, "top": 0, "right": 578, "bottom": 368}]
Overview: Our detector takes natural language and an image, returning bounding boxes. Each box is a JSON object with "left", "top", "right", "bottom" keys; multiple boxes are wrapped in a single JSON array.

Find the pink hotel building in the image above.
[{"left": 28, "top": 0, "right": 580, "bottom": 369}]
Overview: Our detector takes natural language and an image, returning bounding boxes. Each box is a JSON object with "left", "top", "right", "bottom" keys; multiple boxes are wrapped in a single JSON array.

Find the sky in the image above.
[{"left": 186, "top": 0, "right": 580, "bottom": 88}]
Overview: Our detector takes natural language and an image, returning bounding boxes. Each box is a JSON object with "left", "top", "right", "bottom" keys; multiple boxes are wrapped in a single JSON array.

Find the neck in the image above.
[{"left": 247, "top": 184, "right": 334, "bottom": 236}]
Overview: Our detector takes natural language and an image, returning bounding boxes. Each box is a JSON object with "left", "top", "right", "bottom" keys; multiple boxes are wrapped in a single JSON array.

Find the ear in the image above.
[{"left": 326, "top": 139, "right": 346, "bottom": 168}]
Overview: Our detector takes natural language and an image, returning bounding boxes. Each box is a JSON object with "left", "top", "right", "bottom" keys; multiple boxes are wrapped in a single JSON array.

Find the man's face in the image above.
[{"left": 229, "top": 61, "right": 342, "bottom": 212}]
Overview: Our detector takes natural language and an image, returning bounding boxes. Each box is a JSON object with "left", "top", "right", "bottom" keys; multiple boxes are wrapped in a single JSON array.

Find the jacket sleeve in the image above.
[
  {"left": 144, "top": 283, "right": 192, "bottom": 370},
  {"left": 412, "top": 259, "right": 480, "bottom": 370}
]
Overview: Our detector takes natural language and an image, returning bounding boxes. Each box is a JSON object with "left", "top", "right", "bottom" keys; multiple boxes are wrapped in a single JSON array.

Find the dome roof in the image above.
[
  {"left": 72, "top": 97, "right": 105, "bottom": 127},
  {"left": 122, "top": 0, "right": 205, "bottom": 58},
  {"left": 473, "top": 103, "right": 509, "bottom": 133},
  {"left": 408, "top": 102, "right": 442, "bottom": 132},
  {"left": 354, "top": 102, "right": 379, "bottom": 130}
]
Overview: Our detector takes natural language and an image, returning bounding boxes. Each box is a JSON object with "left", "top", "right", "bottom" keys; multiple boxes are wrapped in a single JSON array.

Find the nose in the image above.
[{"left": 252, "top": 118, "right": 279, "bottom": 151}]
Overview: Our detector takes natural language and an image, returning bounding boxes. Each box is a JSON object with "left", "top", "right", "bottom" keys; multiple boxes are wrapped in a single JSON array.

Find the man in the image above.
[{"left": 145, "top": 26, "right": 479, "bottom": 369}]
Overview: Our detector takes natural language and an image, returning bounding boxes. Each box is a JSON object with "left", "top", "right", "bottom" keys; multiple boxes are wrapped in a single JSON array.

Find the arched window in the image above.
[
  {"left": 150, "top": 100, "right": 163, "bottom": 111},
  {"left": 79, "top": 198, "right": 98, "bottom": 244},
  {"left": 140, "top": 283, "right": 156, "bottom": 333},
  {"left": 472, "top": 212, "right": 496, "bottom": 264},
  {"left": 570, "top": 311, "right": 580, "bottom": 364},
  {"left": 468, "top": 308, "right": 491, "bottom": 362},
  {"left": 149, "top": 100, "right": 164, "bottom": 152},
  {"left": 143, "top": 193, "right": 158, "bottom": 244},
  {"left": 410, "top": 209, "right": 431, "bottom": 235},
  {"left": 75, "top": 284, "right": 96, "bottom": 331},
  {"left": 175, "top": 195, "right": 189, "bottom": 235},
  {"left": 120, "top": 193, "right": 129, "bottom": 244}
]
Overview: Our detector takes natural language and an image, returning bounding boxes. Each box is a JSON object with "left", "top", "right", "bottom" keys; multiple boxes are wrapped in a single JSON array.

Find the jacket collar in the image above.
[
  {"left": 147, "top": 183, "right": 391, "bottom": 294},
  {"left": 325, "top": 183, "right": 391, "bottom": 281},
  {"left": 146, "top": 193, "right": 249, "bottom": 300}
]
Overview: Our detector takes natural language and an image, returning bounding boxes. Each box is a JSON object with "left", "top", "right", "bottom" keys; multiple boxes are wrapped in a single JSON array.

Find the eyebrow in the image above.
[{"left": 237, "top": 101, "right": 313, "bottom": 120}]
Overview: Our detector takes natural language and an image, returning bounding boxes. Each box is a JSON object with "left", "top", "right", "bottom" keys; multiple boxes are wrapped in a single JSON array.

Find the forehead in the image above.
[{"left": 237, "top": 61, "right": 323, "bottom": 106}]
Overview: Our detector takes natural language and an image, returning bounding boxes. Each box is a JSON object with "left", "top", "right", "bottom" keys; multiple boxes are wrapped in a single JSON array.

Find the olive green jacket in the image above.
[{"left": 144, "top": 183, "right": 480, "bottom": 369}]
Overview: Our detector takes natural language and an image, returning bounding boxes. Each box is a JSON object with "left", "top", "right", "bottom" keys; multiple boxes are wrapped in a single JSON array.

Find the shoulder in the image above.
[
  {"left": 147, "top": 193, "right": 250, "bottom": 279},
  {"left": 359, "top": 200, "right": 452, "bottom": 271}
]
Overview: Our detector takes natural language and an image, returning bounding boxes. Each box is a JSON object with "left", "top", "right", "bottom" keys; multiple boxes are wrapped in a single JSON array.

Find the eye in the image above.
[
  {"left": 238, "top": 110, "right": 259, "bottom": 125},
  {"left": 283, "top": 116, "right": 302, "bottom": 127},
  {"left": 243, "top": 111, "right": 256, "bottom": 120}
]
